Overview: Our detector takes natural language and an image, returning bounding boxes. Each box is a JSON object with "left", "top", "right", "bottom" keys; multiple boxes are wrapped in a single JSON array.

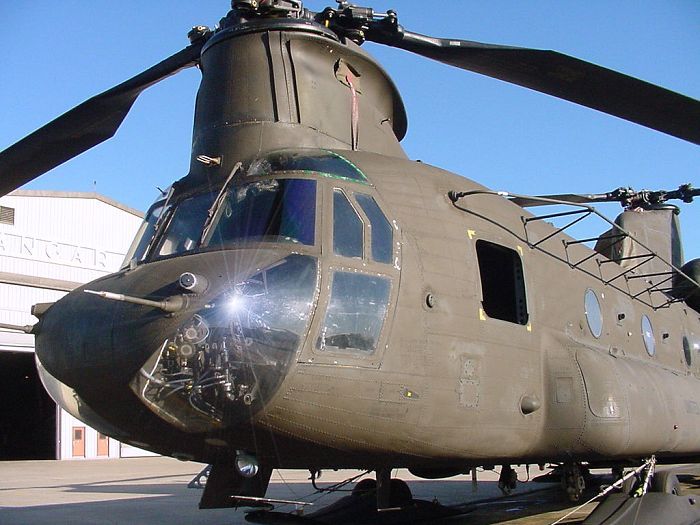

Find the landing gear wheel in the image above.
[
  {"left": 651, "top": 471, "right": 681, "bottom": 496},
  {"left": 352, "top": 478, "right": 377, "bottom": 497},
  {"left": 389, "top": 478, "right": 413, "bottom": 507},
  {"left": 562, "top": 463, "right": 586, "bottom": 502}
]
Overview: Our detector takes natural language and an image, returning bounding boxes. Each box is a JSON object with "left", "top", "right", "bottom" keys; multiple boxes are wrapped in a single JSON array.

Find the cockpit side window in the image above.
[
  {"left": 333, "top": 190, "right": 363, "bottom": 258},
  {"left": 355, "top": 193, "right": 393, "bottom": 264},
  {"left": 317, "top": 271, "right": 391, "bottom": 354},
  {"left": 122, "top": 200, "right": 165, "bottom": 267},
  {"left": 206, "top": 179, "right": 316, "bottom": 247}
]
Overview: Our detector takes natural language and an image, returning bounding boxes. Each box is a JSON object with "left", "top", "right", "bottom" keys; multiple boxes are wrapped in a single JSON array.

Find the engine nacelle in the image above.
[{"left": 673, "top": 258, "right": 700, "bottom": 313}]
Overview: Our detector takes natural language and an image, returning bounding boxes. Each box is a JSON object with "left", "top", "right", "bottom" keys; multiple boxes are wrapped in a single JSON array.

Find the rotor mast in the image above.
[{"left": 186, "top": 0, "right": 409, "bottom": 184}]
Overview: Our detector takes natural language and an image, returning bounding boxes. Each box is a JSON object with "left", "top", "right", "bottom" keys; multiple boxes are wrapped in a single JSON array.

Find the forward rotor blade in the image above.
[
  {"left": 510, "top": 193, "right": 612, "bottom": 207},
  {"left": 376, "top": 30, "right": 700, "bottom": 145},
  {"left": 0, "top": 39, "right": 206, "bottom": 196}
]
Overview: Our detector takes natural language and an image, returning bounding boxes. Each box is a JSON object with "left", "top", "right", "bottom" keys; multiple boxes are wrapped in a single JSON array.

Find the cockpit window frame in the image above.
[
  {"left": 325, "top": 184, "right": 397, "bottom": 268},
  {"left": 301, "top": 180, "right": 400, "bottom": 369}
]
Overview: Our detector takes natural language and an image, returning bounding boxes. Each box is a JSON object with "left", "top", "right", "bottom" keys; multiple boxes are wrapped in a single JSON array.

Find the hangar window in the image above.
[
  {"left": 356, "top": 194, "right": 393, "bottom": 264},
  {"left": 476, "top": 240, "right": 528, "bottom": 325},
  {"left": 317, "top": 271, "right": 391, "bottom": 354},
  {"left": 333, "top": 190, "right": 363, "bottom": 258}
]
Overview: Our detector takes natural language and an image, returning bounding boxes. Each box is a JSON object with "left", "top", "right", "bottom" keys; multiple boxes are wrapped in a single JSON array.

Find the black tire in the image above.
[
  {"left": 352, "top": 478, "right": 377, "bottom": 497},
  {"left": 651, "top": 471, "right": 682, "bottom": 496},
  {"left": 389, "top": 478, "right": 413, "bottom": 506}
]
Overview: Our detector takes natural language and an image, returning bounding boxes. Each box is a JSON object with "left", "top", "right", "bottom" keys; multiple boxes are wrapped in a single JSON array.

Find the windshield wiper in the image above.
[{"left": 199, "top": 161, "right": 242, "bottom": 245}]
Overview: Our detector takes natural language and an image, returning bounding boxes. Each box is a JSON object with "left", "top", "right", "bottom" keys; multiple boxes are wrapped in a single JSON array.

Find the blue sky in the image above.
[{"left": 2, "top": 1, "right": 699, "bottom": 259}]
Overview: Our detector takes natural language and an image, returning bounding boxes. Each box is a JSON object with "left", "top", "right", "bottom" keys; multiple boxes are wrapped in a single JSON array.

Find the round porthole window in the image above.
[
  {"left": 684, "top": 336, "right": 692, "bottom": 367},
  {"left": 641, "top": 315, "right": 655, "bottom": 356},
  {"left": 584, "top": 289, "right": 603, "bottom": 338}
]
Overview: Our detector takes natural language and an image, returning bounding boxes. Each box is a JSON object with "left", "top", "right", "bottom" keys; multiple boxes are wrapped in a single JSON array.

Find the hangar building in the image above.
[{"left": 0, "top": 190, "right": 151, "bottom": 460}]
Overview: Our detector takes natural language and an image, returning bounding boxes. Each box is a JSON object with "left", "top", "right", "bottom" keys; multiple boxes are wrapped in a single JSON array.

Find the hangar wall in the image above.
[{"left": 0, "top": 190, "right": 151, "bottom": 460}]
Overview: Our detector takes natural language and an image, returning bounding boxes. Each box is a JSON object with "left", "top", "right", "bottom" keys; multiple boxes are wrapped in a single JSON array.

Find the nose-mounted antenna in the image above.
[{"left": 84, "top": 289, "right": 190, "bottom": 314}]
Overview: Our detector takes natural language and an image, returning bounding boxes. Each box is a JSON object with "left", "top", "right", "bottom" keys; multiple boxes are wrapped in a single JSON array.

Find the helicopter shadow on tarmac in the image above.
[{"left": 243, "top": 476, "right": 588, "bottom": 525}]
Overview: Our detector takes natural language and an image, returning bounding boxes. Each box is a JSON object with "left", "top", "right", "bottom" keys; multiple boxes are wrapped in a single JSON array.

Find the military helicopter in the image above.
[{"left": 2, "top": 1, "right": 700, "bottom": 523}]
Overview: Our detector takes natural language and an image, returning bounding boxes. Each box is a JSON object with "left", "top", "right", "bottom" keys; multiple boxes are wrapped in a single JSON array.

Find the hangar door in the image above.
[{"left": 0, "top": 351, "right": 56, "bottom": 459}]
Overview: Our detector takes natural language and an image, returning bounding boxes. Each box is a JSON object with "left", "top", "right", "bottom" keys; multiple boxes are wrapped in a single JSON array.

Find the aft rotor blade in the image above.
[
  {"left": 0, "top": 39, "right": 206, "bottom": 197},
  {"left": 378, "top": 30, "right": 700, "bottom": 145}
]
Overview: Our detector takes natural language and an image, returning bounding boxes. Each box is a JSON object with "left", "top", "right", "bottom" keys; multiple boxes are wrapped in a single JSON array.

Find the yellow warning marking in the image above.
[
  {"left": 467, "top": 229, "right": 476, "bottom": 240},
  {"left": 517, "top": 245, "right": 524, "bottom": 256},
  {"left": 526, "top": 322, "right": 532, "bottom": 332},
  {"left": 479, "top": 308, "right": 486, "bottom": 321}
]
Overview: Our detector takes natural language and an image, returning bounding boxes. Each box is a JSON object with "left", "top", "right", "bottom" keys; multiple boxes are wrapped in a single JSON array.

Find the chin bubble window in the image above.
[
  {"left": 130, "top": 255, "right": 318, "bottom": 431},
  {"left": 317, "top": 271, "right": 391, "bottom": 354}
]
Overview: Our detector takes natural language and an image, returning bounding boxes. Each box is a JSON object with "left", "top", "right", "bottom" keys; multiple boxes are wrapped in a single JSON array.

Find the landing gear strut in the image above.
[
  {"left": 498, "top": 464, "right": 517, "bottom": 495},
  {"left": 562, "top": 462, "right": 587, "bottom": 502},
  {"left": 375, "top": 469, "right": 413, "bottom": 509}
]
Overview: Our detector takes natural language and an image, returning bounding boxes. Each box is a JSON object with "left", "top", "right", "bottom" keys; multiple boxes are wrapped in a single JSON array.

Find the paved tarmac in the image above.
[{"left": 0, "top": 458, "right": 590, "bottom": 524}]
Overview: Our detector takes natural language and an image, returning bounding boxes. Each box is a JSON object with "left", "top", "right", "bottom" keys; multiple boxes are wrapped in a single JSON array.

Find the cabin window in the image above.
[
  {"left": 475, "top": 240, "right": 528, "bottom": 325},
  {"left": 206, "top": 179, "right": 316, "bottom": 247},
  {"left": 641, "top": 315, "right": 656, "bottom": 356},
  {"left": 356, "top": 193, "right": 393, "bottom": 264},
  {"left": 683, "top": 336, "right": 692, "bottom": 367},
  {"left": 333, "top": 190, "right": 363, "bottom": 258},
  {"left": 317, "top": 271, "right": 390, "bottom": 354},
  {"left": 584, "top": 288, "right": 603, "bottom": 338}
]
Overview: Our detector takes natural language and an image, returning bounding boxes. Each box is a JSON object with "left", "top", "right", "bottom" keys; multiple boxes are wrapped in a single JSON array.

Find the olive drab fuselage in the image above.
[{"left": 33, "top": 10, "right": 700, "bottom": 474}]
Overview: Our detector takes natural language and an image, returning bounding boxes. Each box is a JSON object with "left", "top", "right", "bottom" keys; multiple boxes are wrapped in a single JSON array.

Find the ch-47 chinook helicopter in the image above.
[{"left": 2, "top": 0, "right": 700, "bottom": 522}]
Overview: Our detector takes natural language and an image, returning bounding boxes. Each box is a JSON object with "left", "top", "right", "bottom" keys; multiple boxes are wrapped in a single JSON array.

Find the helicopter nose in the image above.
[
  {"left": 34, "top": 274, "right": 183, "bottom": 395},
  {"left": 128, "top": 253, "right": 318, "bottom": 432},
  {"left": 35, "top": 252, "right": 318, "bottom": 436}
]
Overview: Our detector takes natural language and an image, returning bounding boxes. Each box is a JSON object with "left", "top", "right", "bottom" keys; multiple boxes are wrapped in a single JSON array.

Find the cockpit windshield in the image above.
[
  {"left": 125, "top": 149, "right": 367, "bottom": 265},
  {"left": 155, "top": 191, "right": 216, "bottom": 257},
  {"left": 137, "top": 178, "right": 316, "bottom": 260},
  {"left": 204, "top": 178, "right": 316, "bottom": 248}
]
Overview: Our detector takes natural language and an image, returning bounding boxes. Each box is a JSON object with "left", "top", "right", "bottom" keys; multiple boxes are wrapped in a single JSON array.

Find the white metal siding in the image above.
[{"left": 0, "top": 191, "right": 144, "bottom": 459}]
